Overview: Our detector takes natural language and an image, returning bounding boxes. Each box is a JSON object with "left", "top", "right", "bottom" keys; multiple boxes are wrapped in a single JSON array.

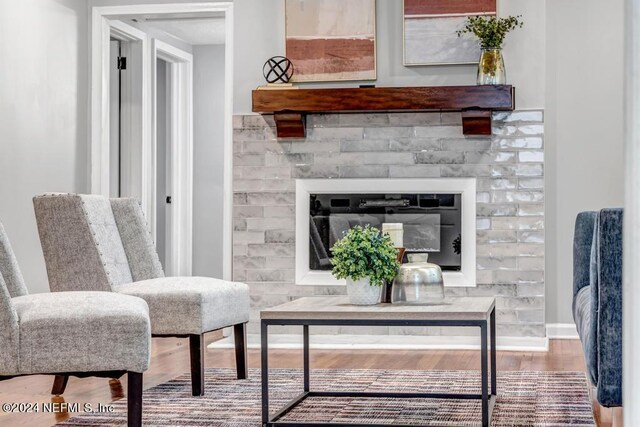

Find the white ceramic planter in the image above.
[{"left": 346, "top": 277, "right": 381, "bottom": 305}]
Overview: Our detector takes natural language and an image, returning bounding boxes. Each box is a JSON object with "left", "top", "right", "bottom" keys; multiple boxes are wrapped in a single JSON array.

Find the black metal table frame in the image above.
[{"left": 261, "top": 306, "right": 496, "bottom": 427}]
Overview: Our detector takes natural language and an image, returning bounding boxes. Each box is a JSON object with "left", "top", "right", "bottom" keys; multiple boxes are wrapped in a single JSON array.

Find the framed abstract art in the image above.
[
  {"left": 403, "top": 0, "right": 497, "bottom": 66},
  {"left": 285, "top": 0, "right": 376, "bottom": 82}
]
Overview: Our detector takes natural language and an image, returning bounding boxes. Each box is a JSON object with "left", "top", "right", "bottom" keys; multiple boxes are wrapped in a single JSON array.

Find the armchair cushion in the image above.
[
  {"left": 33, "top": 194, "right": 116, "bottom": 292},
  {"left": 0, "top": 223, "right": 28, "bottom": 298},
  {"left": 10, "top": 292, "right": 150, "bottom": 375},
  {"left": 573, "top": 285, "right": 595, "bottom": 384},
  {"left": 110, "top": 198, "right": 164, "bottom": 281},
  {"left": 573, "top": 211, "right": 597, "bottom": 303},
  {"left": 0, "top": 273, "right": 19, "bottom": 374},
  {"left": 113, "top": 277, "right": 250, "bottom": 335},
  {"left": 80, "top": 195, "right": 133, "bottom": 286}
]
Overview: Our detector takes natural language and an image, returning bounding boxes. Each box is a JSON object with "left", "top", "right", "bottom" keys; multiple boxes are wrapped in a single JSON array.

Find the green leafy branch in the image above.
[
  {"left": 457, "top": 15, "right": 523, "bottom": 50},
  {"left": 330, "top": 225, "right": 400, "bottom": 287}
]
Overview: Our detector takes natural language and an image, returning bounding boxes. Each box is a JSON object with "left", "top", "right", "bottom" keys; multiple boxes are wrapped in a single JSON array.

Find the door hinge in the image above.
[
  {"left": 166, "top": 196, "right": 172, "bottom": 204},
  {"left": 117, "top": 57, "right": 127, "bottom": 70}
]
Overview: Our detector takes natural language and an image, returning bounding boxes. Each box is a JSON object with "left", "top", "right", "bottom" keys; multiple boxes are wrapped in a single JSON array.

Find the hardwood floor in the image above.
[{"left": 0, "top": 336, "right": 620, "bottom": 426}]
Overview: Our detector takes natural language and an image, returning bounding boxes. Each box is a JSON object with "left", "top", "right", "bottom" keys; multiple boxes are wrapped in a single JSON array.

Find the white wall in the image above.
[
  {"left": 91, "top": 0, "right": 546, "bottom": 112},
  {"left": 545, "top": 0, "right": 625, "bottom": 323},
  {"left": 127, "top": 19, "right": 194, "bottom": 54},
  {"left": 0, "top": 0, "right": 89, "bottom": 294},
  {"left": 232, "top": 0, "right": 545, "bottom": 113},
  {"left": 193, "top": 44, "right": 226, "bottom": 278}
]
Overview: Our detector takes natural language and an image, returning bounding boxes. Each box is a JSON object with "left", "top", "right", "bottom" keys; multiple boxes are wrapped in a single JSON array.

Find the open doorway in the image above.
[
  {"left": 151, "top": 38, "right": 193, "bottom": 277},
  {"left": 155, "top": 57, "right": 170, "bottom": 268},
  {"left": 91, "top": 4, "right": 234, "bottom": 279},
  {"left": 153, "top": 36, "right": 227, "bottom": 278}
]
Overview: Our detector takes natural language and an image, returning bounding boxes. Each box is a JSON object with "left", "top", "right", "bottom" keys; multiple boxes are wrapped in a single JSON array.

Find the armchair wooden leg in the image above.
[
  {"left": 109, "top": 378, "right": 124, "bottom": 400},
  {"left": 233, "top": 323, "right": 248, "bottom": 380},
  {"left": 51, "top": 375, "right": 69, "bottom": 395},
  {"left": 127, "top": 372, "right": 143, "bottom": 427},
  {"left": 189, "top": 334, "right": 205, "bottom": 396}
]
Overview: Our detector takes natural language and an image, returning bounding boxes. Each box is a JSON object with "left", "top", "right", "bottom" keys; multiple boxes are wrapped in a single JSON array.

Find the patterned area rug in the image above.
[{"left": 58, "top": 368, "right": 595, "bottom": 426}]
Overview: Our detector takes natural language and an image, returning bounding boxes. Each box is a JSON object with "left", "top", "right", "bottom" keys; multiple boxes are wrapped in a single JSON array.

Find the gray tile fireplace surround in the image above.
[{"left": 232, "top": 110, "right": 544, "bottom": 340}]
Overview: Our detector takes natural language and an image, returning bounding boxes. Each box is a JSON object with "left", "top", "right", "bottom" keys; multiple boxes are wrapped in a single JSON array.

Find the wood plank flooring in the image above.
[{"left": 0, "top": 336, "right": 621, "bottom": 426}]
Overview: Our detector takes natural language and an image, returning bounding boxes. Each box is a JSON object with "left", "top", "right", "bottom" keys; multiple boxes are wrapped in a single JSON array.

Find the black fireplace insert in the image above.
[{"left": 309, "top": 193, "right": 462, "bottom": 271}]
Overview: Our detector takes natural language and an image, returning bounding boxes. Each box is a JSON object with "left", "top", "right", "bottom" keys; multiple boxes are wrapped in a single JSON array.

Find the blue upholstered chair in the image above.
[{"left": 573, "top": 209, "right": 623, "bottom": 407}]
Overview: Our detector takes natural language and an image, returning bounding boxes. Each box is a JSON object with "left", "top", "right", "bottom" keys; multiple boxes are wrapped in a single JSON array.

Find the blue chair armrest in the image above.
[{"left": 594, "top": 208, "right": 623, "bottom": 407}]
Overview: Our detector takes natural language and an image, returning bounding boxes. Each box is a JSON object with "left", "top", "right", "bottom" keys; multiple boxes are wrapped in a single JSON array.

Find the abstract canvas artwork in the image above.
[
  {"left": 285, "top": 0, "right": 376, "bottom": 82},
  {"left": 403, "top": 0, "right": 497, "bottom": 66}
]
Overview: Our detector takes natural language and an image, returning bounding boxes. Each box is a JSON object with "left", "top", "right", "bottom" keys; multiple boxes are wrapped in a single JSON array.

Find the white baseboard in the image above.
[
  {"left": 546, "top": 323, "right": 579, "bottom": 339},
  {"left": 209, "top": 333, "right": 549, "bottom": 352}
]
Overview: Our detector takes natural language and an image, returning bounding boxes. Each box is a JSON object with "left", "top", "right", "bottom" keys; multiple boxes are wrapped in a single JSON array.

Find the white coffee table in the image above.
[{"left": 260, "top": 296, "right": 497, "bottom": 427}]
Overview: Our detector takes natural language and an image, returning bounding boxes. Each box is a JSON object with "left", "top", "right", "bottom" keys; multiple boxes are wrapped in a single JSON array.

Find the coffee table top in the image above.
[{"left": 261, "top": 296, "right": 495, "bottom": 321}]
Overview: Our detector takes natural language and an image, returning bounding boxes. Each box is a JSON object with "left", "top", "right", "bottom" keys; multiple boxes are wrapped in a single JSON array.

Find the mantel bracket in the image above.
[
  {"left": 273, "top": 112, "right": 306, "bottom": 138},
  {"left": 461, "top": 110, "right": 493, "bottom": 136}
]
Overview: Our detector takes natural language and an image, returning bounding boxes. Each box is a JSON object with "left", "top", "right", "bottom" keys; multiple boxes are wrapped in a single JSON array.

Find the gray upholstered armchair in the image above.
[
  {"left": 573, "top": 209, "right": 623, "bottom": 407},
  {"left": 33, "top": 193, "right": 250, "bottom": 396},
  {"left": 0, "top": 222, "right": 150, "bottom": 427}
]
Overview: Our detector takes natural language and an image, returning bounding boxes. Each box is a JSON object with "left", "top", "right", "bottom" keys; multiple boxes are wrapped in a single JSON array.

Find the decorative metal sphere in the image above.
[{"left": 263, "top": 56, "right": 294, "bottom": 84}]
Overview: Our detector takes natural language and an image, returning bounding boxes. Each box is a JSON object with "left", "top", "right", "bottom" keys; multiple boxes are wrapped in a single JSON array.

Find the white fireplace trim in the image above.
[{"left": 295, "top": 178, "right": 477, "bottom": 287}]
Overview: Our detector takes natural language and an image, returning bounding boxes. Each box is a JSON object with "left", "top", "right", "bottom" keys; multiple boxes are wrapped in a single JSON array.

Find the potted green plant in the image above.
[
  {"left": 457, "top": 15, "right": 523, "bottom": 85},
  {"left": 331, "top": 225, "right": 400, "bottom": 305}
]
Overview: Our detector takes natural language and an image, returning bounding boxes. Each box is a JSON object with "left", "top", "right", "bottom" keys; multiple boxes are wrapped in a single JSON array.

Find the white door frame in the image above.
[
  {"left": 90, "top": 3, "right": 235, "bottom": 280},
  {"left": 153, "top": 40, "right": 193, "bottom": 276},
  {"left": 91, "top": 17, "right": 150, "bottom": 200}
]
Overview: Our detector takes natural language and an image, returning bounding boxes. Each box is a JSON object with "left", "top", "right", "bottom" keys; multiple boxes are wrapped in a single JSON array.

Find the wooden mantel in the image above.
[{"left": 252, "top": 85, "right": 515, "bottom": 138}]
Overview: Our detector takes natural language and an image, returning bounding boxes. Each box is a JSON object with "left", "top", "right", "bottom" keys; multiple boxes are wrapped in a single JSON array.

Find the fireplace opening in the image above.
[{"left": 309, "top": 193, "right": 462, "bottom": 271}]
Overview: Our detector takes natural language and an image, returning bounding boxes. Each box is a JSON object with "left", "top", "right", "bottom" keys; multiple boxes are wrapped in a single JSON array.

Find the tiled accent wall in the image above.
[{"left": 233, "top": 110, "right": 545, "bottom": 338}]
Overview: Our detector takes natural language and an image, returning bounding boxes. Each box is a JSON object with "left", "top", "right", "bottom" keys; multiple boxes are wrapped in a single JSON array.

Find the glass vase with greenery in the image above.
[
  {"left": 331, "top": 225, "right": 400, "bottom": 305},
  {"left": 457, "top": 15, "right": 523, "bottom": 85}
]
